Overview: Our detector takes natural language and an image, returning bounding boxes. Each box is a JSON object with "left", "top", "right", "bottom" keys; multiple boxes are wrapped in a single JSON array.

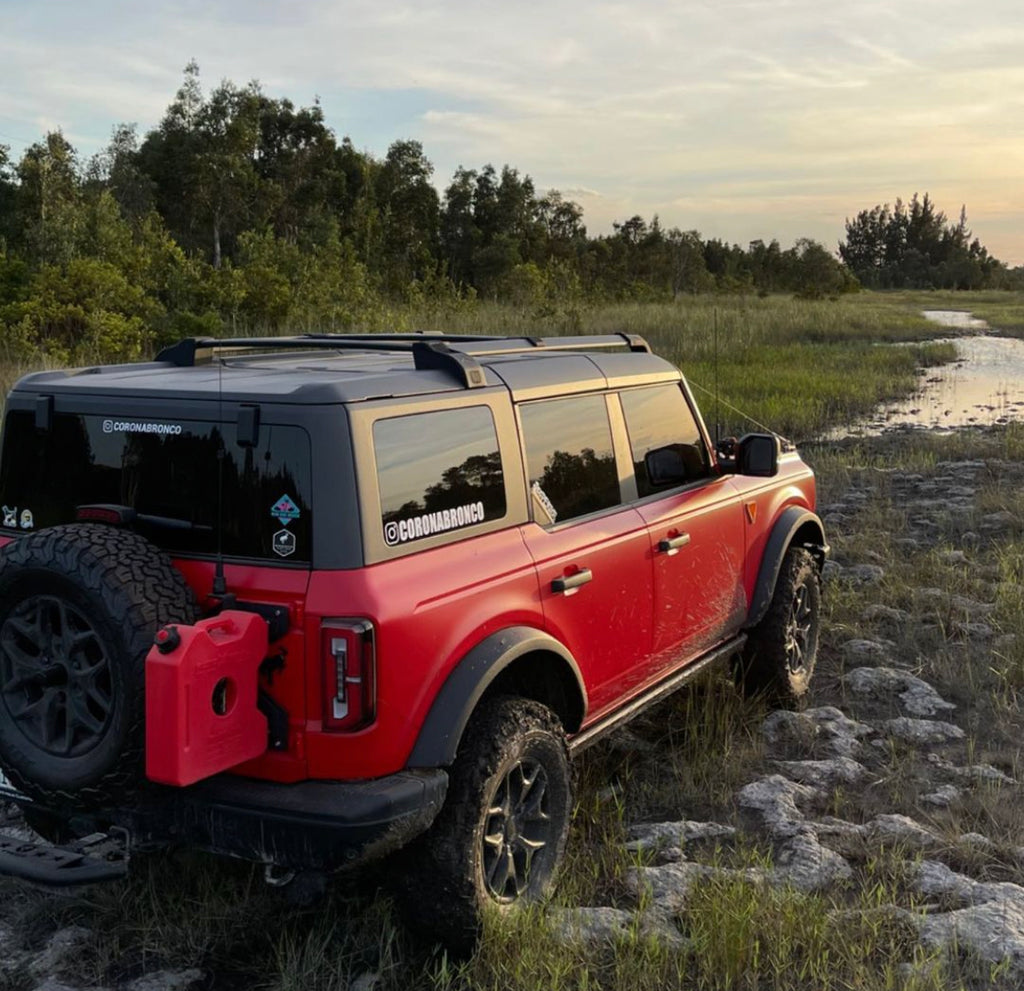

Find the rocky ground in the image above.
[
  {"left": 1, "top": 427, "right": 1023, "bottom": 990},
  {"left": 551, "top": 433, "right": 1024, "bottom": 988}
]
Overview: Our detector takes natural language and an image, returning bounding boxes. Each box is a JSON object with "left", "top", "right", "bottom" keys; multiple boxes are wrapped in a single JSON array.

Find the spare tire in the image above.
[{"left": 0, "top": 524, "right": 197, "bottom": 809}]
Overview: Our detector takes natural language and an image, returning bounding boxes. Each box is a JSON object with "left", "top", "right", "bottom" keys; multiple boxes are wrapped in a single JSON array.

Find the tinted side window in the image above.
[
  {"left": 519, "top": 395, "right": 620, "bottom": 525},
  {"left": 374, "top": 406, "right": 506, "bottom": 548},
  {"left": 620, "top": 384, "right": 710, "bottom": 497}
]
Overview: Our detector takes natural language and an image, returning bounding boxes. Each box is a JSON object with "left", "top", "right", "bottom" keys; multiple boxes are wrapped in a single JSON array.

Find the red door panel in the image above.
[
  {"left": 520, "top": 508, "right": 654, "bottom": 718},
  {"left": 636, "top": 476, "right": 747, "bottom": 666}
]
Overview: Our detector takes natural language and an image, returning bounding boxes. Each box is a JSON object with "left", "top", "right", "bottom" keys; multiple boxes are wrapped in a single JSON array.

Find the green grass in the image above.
[{"left": 873, "top": 290, "right": 1024, "bottom": 337}]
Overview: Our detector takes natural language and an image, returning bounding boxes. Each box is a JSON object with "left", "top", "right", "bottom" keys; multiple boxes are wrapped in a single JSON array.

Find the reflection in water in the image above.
[
  {"left": 832, "top": 311, "right": 1024, "bottom": 438},
  {"left": 922, "top": 310, "right": 990, "bottom": 331}
]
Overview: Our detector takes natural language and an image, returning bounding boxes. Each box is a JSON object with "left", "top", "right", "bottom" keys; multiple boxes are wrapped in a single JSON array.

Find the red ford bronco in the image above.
[{"left": 0, "top": 333, "right": 826, "bottom": 943}]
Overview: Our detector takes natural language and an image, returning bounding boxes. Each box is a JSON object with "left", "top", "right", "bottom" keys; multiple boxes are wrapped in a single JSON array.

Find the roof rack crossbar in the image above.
[
  {"left": 155, "top": 336, "right": 488, "bottom": 389},
  {"left": 154, "top": 332, "right": 652, "bottom": 387}
]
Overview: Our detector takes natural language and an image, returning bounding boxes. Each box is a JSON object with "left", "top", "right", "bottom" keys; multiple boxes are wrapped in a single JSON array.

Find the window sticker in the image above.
[
  {"left": 531, "top": 481, "right": 558, "bottom": 525},
  {"left": 383, "top": 501, "right": 487, "bottom": 546},
  {"left": 272, "top": 529, "right": 297, "bottom": 557},
  {"left": 271, "top": 494, "right": 300, "bottom": 526},
  {"left": 102, "top": 419, "right": 182, "bottom": 436}
]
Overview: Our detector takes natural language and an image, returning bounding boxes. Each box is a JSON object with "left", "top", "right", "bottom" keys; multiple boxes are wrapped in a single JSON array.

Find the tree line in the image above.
[
  {"left": 0, "top": 64, "right": 1018, "bottom": 362},
  {"left": 839, "top": 193, "right": 1013, "bottom": 290}
]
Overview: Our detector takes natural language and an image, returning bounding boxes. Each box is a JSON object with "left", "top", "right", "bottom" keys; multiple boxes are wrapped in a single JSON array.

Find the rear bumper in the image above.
[
  {"left": 0, "top": 769, "right": 449, "bottom": 879},
  {"left": 176, "top": 769, "right": 449, "bottom": 871}
]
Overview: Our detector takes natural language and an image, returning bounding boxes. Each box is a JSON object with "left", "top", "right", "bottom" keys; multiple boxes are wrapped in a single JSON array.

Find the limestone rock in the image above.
[
  {"left": 772, "top": 757, "right": 868, "bottom": 789},
  {"left": 762, "top": 707, "right": 874, "bottom": 758},
  {"left": 860, "top": 604, "right": 911, "bottom": 626},
  {"left": 881, "top": 717, "right": 965, "bottom": 745},
  {"left": 840, "top": 639, "right": 893, "bottom": 663},
  {"left": 958, "top": 832, "right": 994, "bottom": 849},
  {"left": 548, "top": 906, "right": 635, "bottom": 946},
  {"left": 625, "top": 861, "right": 717, "bottom": 909},
  {"left": 842, "top": 564, "right": 886, "bottom": 585},
  {"left": 29, "top": 980, "right": 101, "bottom": 991},
  {"left": 915, "top": 860, "right": 977, "bottom": 902},
  {"left": 925, "top": 752, "right": 1016, "bottom": 784},
  {"left": 124, "top": 972, "right": 205, "bottom": 991},
  {"left": 28, "top": 927, "right": 93, "bottom": 981},
  {"left": 561, "top": 907, "right": 690, "bottom": 951},
  {"left": 626, "top": 820, "right": 736, "bottom": 853},
  {"left": 736, "top": 775, "right": 820, "bottom": 838},
  {"left": 920, "top": 784, "right": 962, "bottom": 807},
  {"left": 865, "top": 814, "right": 940, "bottom": 850},
  {"left": 919, "top": 899, "right": 1024, "bottom": 981},
  {"left": 771, "top": 833, "right": 853, "bottom": 892},
  {"left": 844, "top": 666, "right": 955, "bottom": 717}
]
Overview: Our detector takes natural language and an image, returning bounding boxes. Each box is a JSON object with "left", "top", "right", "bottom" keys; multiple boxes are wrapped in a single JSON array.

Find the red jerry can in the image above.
[{"left": 146, "top": 611, "right": 269, "bottom": 786}]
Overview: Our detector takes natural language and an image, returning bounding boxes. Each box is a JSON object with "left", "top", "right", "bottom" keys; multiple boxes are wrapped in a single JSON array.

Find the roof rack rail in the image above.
[{"left": 154, "top": 333, "right": 651, "bottom": 389}]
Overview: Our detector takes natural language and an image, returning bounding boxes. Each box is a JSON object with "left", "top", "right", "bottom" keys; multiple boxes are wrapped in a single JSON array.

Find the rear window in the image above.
[{"left": 0, "top": 411, "right": 313, "bottom": 563}]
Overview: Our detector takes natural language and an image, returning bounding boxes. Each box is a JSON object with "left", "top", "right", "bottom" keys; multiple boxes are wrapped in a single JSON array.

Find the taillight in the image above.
[{"left": 321, "top": 619, "right": 375, "bottom": 732}]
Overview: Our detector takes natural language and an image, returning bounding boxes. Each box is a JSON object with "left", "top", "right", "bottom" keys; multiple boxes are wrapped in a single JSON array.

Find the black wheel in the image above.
[
  {"left": 0, "top": 525, "right": 197, "bottom": 809},
  {"left": 397, "top": 696, "right": 572, "bottom": 948},
  {"left": 738, "top": 547, "right": 821, "bottom": 706}
]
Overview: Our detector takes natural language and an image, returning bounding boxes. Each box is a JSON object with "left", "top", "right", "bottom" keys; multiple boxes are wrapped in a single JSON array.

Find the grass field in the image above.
[{"left": 407, "top": 294, "right": 962, "bottom": 441}]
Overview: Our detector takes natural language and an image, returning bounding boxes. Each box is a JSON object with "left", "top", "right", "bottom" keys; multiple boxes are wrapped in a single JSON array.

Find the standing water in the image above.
[{"left": 834, "top": 311, "right": 1024, "bottom": 437}]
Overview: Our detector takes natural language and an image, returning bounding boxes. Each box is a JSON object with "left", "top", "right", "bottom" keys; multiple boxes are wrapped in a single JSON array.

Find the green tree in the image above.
[
  {"left": 374, "top": 139, "right": 440, "bottom": 291},
  {"left": 139, "top": 62, "right": 263, "bottom": 268},
  {"left": 15, "top": 131, "right": 84, "bottom": 265}
]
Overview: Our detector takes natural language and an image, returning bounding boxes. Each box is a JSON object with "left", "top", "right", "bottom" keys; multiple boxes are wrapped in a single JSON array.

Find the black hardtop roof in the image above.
[{"left": 9, "top": 333, "right": 683, "bottom": 406}]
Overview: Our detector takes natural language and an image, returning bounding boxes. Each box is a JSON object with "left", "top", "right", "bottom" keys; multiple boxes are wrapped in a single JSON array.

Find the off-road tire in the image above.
[
  {"left": 738, "top": 547, "right": 821, "bottom": 706},
  {"left": 0, "top": 524, "right": 197, "bottom": 810},
  {"left": 397, "top": 696, "right": 572, "bottom": 949}
]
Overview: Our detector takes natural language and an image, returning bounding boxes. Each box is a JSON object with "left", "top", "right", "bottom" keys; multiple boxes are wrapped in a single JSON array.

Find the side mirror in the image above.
[
  {"left": 736, "top": 433, "right": 780, "bottom": 477},
  {"left": 644, "top": 445, "right": 690, "bottom": 487}
]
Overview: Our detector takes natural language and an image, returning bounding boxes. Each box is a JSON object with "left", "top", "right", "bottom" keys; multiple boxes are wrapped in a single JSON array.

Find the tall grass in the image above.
[
  {"left": 0, "top": 292, "right": 994, "bottom": 439},
  {"left": 402, "top": 295, "right": 961, "bottom": 440}
]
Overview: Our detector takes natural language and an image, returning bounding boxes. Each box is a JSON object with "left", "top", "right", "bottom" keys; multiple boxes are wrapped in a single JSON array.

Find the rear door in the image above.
[
  {"left": 516, "top": 393, "right": 654, "bottom": 718},
  {"left": 618, "top": 383, "right": 746, "bottom": 667}
]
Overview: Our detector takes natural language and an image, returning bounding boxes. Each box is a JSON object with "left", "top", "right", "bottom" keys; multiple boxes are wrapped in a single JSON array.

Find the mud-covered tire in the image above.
[
  {"left": 0, "top": 524, "right": 197, "bottom": 810},
  {"left": 397, "top": 696, "right": 572, "bottom": 949},
  {"left": 738, "top": 547, "right": 821, "bottom": 707}
]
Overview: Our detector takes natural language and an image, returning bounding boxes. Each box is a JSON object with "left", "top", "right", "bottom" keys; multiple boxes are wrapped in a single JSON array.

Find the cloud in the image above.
[{"left": 1, "top": 0, "right": 1022, "bottom": 262}]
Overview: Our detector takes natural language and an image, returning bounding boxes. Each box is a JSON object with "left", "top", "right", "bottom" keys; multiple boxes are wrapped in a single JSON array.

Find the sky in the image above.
[{"left": 2, "top": 0, "right": 1023, "bottom": 265}]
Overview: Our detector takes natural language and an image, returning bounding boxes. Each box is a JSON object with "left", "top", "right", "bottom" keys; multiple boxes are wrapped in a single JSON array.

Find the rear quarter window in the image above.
[{"left": 373, "top": 405, "right": 507, "bottom": 548}]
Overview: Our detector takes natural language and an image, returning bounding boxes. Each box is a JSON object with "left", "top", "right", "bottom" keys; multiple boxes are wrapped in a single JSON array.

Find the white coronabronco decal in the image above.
[
  {"left": 102, "top": 419, "right": 183, "bottom": 435},
  {"left": 383, "top": 501, "right": 486, "bottom": 546}
]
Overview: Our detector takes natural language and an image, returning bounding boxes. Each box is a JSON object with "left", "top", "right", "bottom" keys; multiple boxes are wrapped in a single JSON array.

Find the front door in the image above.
[{"left": 618, "top": 384, "right": 746, "bottom": 668}]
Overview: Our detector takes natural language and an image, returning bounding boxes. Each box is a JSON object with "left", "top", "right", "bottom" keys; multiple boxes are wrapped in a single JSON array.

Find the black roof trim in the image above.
[{"left": 155, "top": 333, "right": 652, "bottom": 389}]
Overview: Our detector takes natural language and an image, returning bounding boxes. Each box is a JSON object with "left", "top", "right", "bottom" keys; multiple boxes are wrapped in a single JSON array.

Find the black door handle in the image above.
[
  {"left": 552, "top": 568, "right": 593, "bottom": 594},
  {"left": 658, "top": 532, "right": 691, "bottom": 555}
]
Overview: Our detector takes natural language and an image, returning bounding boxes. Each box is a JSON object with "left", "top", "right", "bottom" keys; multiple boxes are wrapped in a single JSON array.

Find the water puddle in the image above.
[
  {"left": 831, "top": 311, "right": 1024, "bottom": 437},
  {"left": 922, "top": 309, "right": 990, "bottom": 331}
]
